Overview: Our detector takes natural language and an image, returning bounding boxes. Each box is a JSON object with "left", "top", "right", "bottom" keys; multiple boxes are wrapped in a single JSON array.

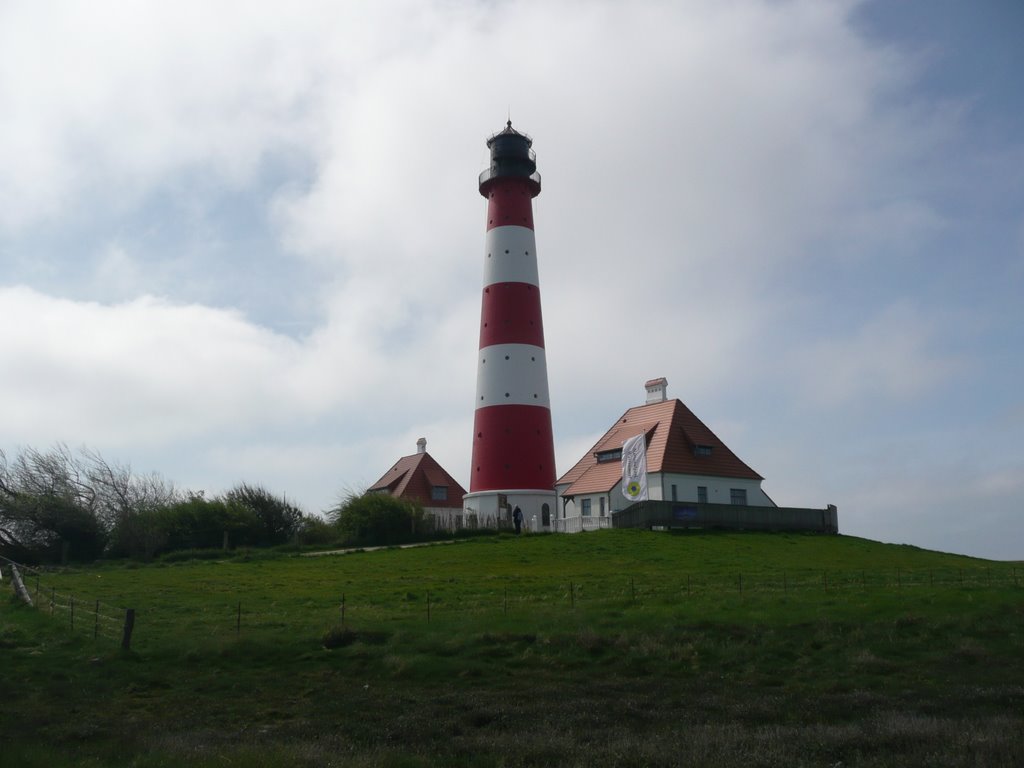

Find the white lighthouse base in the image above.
[{"left": 462, "top": 490, "right": 556, "bottom": 532}]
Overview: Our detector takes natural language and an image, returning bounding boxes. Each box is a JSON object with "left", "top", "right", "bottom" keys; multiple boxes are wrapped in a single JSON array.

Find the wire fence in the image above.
[
  {"left": 3, "top": 552, "right": 1021, "bottom": 651},
  {"left": 1, "top": 555, "right": 132, "bottom": 646}
]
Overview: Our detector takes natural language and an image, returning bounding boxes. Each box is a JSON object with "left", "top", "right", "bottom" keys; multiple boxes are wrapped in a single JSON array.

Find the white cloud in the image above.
[
  {"left": 0, "top": 0, "right": 1020, "bottom": 558},
  {"left": 0, "top": 287, "right": 302, "bottom": 445}
]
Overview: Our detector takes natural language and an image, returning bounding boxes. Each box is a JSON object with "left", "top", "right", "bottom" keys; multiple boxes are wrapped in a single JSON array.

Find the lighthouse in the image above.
[{"left": 463, "top": 122, "right": 557, "bottom": 530}]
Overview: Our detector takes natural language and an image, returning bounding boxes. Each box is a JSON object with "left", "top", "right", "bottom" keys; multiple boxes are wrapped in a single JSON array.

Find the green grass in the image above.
[{"left": 2, "top": 530, "right": 1022, "bottom": 766}]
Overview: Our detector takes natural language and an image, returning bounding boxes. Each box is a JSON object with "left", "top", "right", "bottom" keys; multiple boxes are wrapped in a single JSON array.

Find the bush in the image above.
[
  {"left": 295, "top": 515, "right": 338, "bottom": 547},
  {"left": 158, "top": 548, "right": 229, "bottom": 564},
  {"left": 223, "top": 484, "right": 303, "bottom": 547},
  {"left": 106, "top": 506, "right": 169, "bottom": 560},
  {"left": 321, "top": 625, "right": 390, "bottom": 648},
  {"left": 322, "top": 625, "right": 358, "bottom": 648},
  {"left": 108, "top": 494, "right": 254, "bottom": 559},
  {"left": 328, "top": 493, "right": 426, "bottom": 547}
]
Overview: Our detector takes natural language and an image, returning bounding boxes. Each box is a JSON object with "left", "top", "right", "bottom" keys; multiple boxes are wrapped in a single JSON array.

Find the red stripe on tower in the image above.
[{"left": 464, "top": 122, "right": 556, "bottom": 528}]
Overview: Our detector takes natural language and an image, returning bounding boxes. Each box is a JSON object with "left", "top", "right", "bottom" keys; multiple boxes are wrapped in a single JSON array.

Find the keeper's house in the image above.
[
  {"left": 555, "top": 378, "right": 837, "bottom": 533},
  {"left": 367, "top": 438, "right": 466, "bottom": 525}
]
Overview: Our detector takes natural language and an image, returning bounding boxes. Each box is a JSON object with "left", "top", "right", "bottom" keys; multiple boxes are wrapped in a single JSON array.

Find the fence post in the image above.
[
  {"left": 340, "top": 594, "right": 346, "bottom": 627},
  {"left": 50, "top": 587, "right": 55, "bottom": 615},
  {"left": 121, "top": 608, "right": 135, "bottom": 651},
  {"left": 570, "top": 581, "right": 575, "bottom": 609},
  {"left": 9, "top": 564, "right": 34, "bottom": 607}
]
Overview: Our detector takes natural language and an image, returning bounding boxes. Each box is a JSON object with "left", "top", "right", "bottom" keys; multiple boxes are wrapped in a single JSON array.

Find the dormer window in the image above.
[
  {"left": 694, "top": 445, "right": 713, "bottom": 457},
  {"left": 595, "top": 448, "right": 622, "bottom": 463},
  {"left": 431, "top": 486, "right": 448, "bottom": 501}
]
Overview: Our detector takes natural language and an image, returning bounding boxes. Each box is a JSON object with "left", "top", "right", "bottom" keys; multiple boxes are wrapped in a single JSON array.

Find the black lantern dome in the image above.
[{"left": 479, "top": 121, "right": 541, "bottom": 197}]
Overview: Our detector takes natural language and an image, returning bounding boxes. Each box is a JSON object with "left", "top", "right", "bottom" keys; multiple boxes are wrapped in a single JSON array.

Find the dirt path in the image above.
[{"left": 300, "top": 539, "right": 457, "bottom": 557}]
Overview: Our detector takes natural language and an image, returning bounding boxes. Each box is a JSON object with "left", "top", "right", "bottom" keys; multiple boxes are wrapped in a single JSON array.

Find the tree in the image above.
[
  {"left": 328, "top": 492, "right": 425, "bottom": 547},
  {"left": 0, "top": 445, "right": 178, "bottom": 563},
  {"left": 0, "top": 445, "right": 312, "bottom": 562},
  {"left": 80, "top": 445, "right": 179, "bottom": 534},
  {"left": 0, "top": 446, "right": 107, "bottom": 562}
]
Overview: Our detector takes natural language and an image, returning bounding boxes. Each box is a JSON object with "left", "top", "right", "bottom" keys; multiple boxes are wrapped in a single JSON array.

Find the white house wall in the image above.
[
  {"left": 558, "top": 473, "right": 773, "bottom": 521},
  {"left": 556, "top": 481, "right": 623, "bottom": 522},
  {"left": 658, "top": 473, "right": 775, "bottom": 508}
]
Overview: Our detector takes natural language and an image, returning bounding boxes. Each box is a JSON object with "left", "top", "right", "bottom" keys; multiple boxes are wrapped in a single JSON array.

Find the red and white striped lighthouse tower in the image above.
[{"left": 463, "top": 122, "right": 556, "bottom": 529}]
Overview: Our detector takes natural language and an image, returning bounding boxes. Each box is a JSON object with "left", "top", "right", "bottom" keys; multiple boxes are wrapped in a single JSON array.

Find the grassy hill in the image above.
[{"left": 2, "top": 530, "right": 1022, "bottom": 766}]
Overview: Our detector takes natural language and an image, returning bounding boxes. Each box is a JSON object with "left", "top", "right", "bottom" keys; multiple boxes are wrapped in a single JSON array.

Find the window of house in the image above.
[
  {"left": 595, "top": 449, "right": 622, "bottom": 463},
  {"left": 730, "top": 488, "right": 747, "bottom": 505},
  {"left": 671, "top": 484, "right": 678, "bottom": 501},
  {"left": 581, "top": 498, "right": 592, "bottom": 517},
  {"left": 431, "top": 486, "right": 448, "bottom": 502},
  {"left": 697, "top": 486, "right": 708, "bottom": 504},
  {"left": 694, "top": 445, "right": 713, "bottom": 457},
  {"left": 599, "top": 497, "right": 606, "bottom": 516}
]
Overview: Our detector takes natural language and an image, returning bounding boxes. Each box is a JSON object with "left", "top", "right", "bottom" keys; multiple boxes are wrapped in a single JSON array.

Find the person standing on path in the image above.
[{"left": 512, "top": 505, "right": 523, "bottom": 535}]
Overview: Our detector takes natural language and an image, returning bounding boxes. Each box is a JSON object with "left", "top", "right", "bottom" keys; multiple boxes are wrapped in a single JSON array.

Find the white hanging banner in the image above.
[{"left": 621, "top": 433, "right": 649, "bottom": 502}]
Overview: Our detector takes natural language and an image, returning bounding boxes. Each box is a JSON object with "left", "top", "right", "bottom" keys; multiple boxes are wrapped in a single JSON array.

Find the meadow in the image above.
[{"left": 1, "top": 530, "right": 1022, "bottom": 767}]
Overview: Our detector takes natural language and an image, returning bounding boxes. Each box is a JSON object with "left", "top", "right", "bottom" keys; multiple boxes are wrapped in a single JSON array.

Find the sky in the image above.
[{"left": 1, "top": 0, "right": 1022, "bottom": 560}]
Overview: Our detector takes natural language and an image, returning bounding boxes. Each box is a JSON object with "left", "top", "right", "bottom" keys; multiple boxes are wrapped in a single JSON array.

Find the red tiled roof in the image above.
[
  {"left": 556, "top": 399, "right": 763, "bottom": 496},
  {"left": 367, "top": 452, "right": 467, "bottom": 509}
]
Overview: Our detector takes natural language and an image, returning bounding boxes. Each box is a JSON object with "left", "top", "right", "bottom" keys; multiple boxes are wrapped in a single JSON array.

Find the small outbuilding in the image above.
[{"left": 367, "top": 438, "right": 467, "bottom": 527}]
